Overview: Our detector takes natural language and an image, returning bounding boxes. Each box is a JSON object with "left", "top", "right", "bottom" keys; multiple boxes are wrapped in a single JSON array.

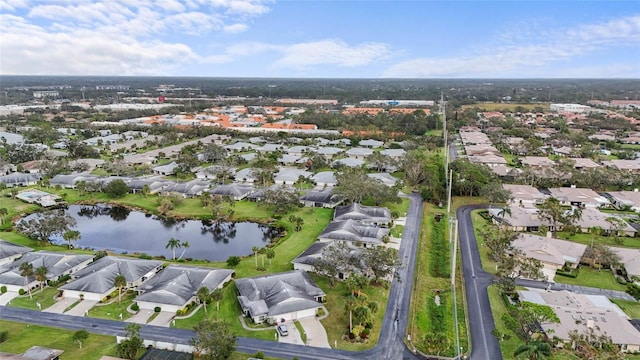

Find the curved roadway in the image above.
[
  {"left": 0, "top": 194, "right": 431, "bottom": 360},
  {"left": 457, "top": 205, "right": 502, "bottom": 360}
]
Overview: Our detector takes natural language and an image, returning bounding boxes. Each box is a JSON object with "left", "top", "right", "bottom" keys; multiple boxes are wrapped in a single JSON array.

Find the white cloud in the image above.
[
  {"left": 0, "top": 0, "right": 274, "bottom": 75},
  {"left": 0, "top": 0, "right": 28, "bottom": 11},
  {"left": 274, "top": 40, "right": 390, "bottom": 68},
  {"left": 223, "top": 23, "right": 248, "bottom": 33},
  {"left": 384, "top": 14, "right": 640, "bottom": 78}
]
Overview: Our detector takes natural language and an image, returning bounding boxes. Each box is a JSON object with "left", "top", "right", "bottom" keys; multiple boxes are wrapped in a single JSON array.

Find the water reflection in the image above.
[{"left": 28, "top": 204, "right": 281, "bottom": 261}]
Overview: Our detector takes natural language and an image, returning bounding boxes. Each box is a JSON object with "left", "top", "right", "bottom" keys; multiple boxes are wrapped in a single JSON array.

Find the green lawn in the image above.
[
  {"left": 390, "top": 224, "right": 404, "bottom": 238},
  {"left": 312, "top": 274, "right": 388, "bottom": 351},
  {"left": 611, "top": 299, "right": 640, "bottom": 319},
  {"left": 487, "top": 285, "right": 523, "bottom": 359},
  {"left": 407, "top": 201, "right": 469, "bottom": 357},
  {"left": 0, "top": 320, "right": 118, "bottom": 360},
  {"left": 0, "top": 193, "right": 40, "bottom": 230},
  {"left": 551, "top": 231, "right": 640, "bottom": 249},
  {"left": 175, "top": 282, "right": 275, "bottom": 341},
  {"left": 9, "top": 287, "right": 59, "bottom": 310},
  {"left": 88, "top": 292, "right": 135, "bottom": 320},
  {"left": 470, "top": 210, "right": 497, "bottom": 274},
  {"left": 554, "top": 267, "right": 626, "bottom": 291},
  {"left": 293, "top": 320, "right": 307, "bottom": 344}
]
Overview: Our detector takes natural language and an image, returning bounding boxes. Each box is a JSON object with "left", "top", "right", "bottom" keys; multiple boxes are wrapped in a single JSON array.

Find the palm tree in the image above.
[
  {"left": 19, "top": 262, "right": 34, "bottom": 299},
  {"left": 0, "top": 208, "right": 8, "bottom": 224},
  {"left": 497, "top": 207, "right": 512, "bottom": 226},
  {"left": 266, "top": 248, "right": 275, "bottom": 267},
  {"left": 211, "top": 288, "right": 223, "bottom": 320},
  {"left": 166, "top": 237, "right": 181, "bottom": 260},
  {"left": 141, "top": 184, "right": 150, "bottom": 198},
  {"left": 178, "top": 241, "right": 190, "bottom": 260},
  {"left": 35, "top": 265, "right": 48, "bottom": 295},
  {"left": 114, "top": 274, "right": 127, "bottom": 304},
  {"left": 513, "top": 340, "right": 552, "bottom": 359},
  {"left": 252, "top": 246, "right": 260, "bottom": 269},
  {"left": 62, "top": 230, "right": 81, "bottom": 249},
  {"left": 197, "top": 286, "right": 210, "bottom": 313}
]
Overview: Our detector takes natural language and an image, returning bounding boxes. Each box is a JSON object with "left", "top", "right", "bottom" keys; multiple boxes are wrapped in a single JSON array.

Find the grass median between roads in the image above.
[{"left": 407, "top": 200, "right": 469, "bottom": 357}]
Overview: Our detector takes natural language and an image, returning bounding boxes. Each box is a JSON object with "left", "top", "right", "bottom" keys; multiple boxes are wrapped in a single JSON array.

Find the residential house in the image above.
[
  {"left": 468, "top": 154, "right": 507, "bottom": 167},
  {"left": 345, "top": 147, "right": 373, "bottom": 159},
  {"left": 518, "top": 289, "right": 640, "bottom": 353},
  {"left": 234, "top": 168, "right": 258, "bottom": 183},
  {"left": 603, "top": 160, "right": 640, "bottom": 173},
  {"left": 291, "top": 242, "right": 331, "bottom": 273},
  {"left": 488, "top": 206, "right": 552, "bottom": 232},
  {"left": 315, "top": 146, "right": 344, "bottom": 159},
  {"left": 274, "top": 168, "right": 312, "bottom": 186},
  {"left": 606, "top": 191, "right": 640, "bottom": 212},
  {"left": 570, "top": 158, "right": 599, "bottom": 170},
  {"left": 311, "top": 171, "right": 337, "bottom": 188},
  {"left": 333, "top": 203, "right": 392, "bottom": 226},
  {"left": 332, "top": 158, "right": 365, "bottom": 168},
  {"left": 236, "top": 270, "right": 325, "bottom": 323},
  {"left": 368, "top": 173, "right": 401, "bottom": 187},
  {"left": 318, "top": 220, "right": 390, "bottom": 248},
  {"left": 0, "top": 172, "right": 40, "bottom": 187},
  {"left": 135, "top": 265, "right": 234, "bottom": 313},
  {"left": 60, "top": 256, "right": 163, "bottom": 301},
  {"left": 0, "top": 252, "right": 93, "bottom": 293},
  {"left": 521, "top": 156, "right": 556, "bottom": 168},
  {"left": 153, "top": 162, "right": 179, "bottom": 176},
  {"left": 511, "top": 233, "right": 587, "bottom": 281},
  {"left": 503, "top": 184, "right": 546, "bottom": 207},
  {"left": 359, "top": 139, "right": 384, "bottom": 148},
  {"left": 300, "top": 189, "right": 342, "bottom": 208},
  {"left": 547, "top": 187, "right": 610, "bottom": 208},
  {"left": 0, "top": 240, "right": 32, "bottom": 267},
  {"left": 209, "top": 184, "right": 254, "bottom": 201}
]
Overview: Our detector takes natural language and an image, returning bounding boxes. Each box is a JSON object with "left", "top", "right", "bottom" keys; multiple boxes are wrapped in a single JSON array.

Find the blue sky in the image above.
[{"left": 0, "top": 0, "right": 638, "bottom": 78}]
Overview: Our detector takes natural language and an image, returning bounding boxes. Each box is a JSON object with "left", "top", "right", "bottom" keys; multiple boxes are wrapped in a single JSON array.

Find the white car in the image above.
[{"left": 277, "top": 324, "right": 288, "bottom": 336}]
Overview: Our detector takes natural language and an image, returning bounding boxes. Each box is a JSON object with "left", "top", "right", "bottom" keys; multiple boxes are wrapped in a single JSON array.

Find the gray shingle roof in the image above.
[
  {"left": 319, "top": 220, "right": 389, "bottom": 244},
  {"left": 0, "top": 172, "right": 40, "bottom": 186},
  {"left": 0, "top": 240, "right": 32, "bottom": 261},
  {"left": 291, "top": 242, "right": 331, "bottom": 266},
  {"left": 334, "top": 203, "right": 391, "bottom": 224},
  {"left": 210, "top": 184, "right": 253, "bottom": 198},
  {"left": 300, "top": 189, "right": 341, "bottom": 205},
  {"left": 60, "top": 256, "right": 162, "bottom": 294},
  {"left": 236, "top": 270, "right": 324, "bottom": 318},
  {"left": 0, "top": 251, "right": 93, "bottom": 286},
  {"left": 135, "top": 265, "right": 233, "bottom": 306}
]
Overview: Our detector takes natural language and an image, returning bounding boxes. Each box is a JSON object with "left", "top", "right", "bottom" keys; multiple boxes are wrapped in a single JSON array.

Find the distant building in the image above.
[
  {"left": 33, "top": 91, "right": 59, "bottom": 98},
  {"left": 550, "top": 103, "right": 591, "bottom": 113}
]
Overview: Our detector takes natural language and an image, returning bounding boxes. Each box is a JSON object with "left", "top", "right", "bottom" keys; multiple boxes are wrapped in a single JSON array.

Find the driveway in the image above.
[
  {"left": 277, "top": 321, "right": 304, "bottom": 346},
  {"left": 0, "top": 291, "right": 19, "bottom": 306},
  {"left": 65, "top": 300, "right": 98, "bottom": 317},
  {"left": 298, "top": 317, "right": 330, "bottom": 348},
  {"left": 147, "top": 311, "right": 175, "bottom": 327},
  {"left": 43, "top": 298, "right": 73, "bottom": 313},
  {"left": 126, "top": 309, "right": 153, "bottom": 324}
]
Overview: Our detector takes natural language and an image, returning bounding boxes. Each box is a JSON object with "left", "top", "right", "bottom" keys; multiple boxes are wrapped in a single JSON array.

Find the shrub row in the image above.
[
  {"left": 427, "top": 294, "right": 447, "bottom": 334},
  {"left": 429, "top": 215, "right": 450, "bottom": 278}
]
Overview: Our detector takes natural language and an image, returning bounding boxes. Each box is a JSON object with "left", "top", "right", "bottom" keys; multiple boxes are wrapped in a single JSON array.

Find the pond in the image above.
[{"left": 24, "top": 204, "right": 281, "bottom": 261}]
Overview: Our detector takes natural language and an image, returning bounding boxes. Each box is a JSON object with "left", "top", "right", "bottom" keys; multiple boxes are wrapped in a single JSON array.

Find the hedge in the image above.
[{"left": 429, "top": 215, "right": 450, "bottom": 278}]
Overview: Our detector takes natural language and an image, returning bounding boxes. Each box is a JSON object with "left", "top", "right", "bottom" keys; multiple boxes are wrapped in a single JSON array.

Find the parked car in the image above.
[{"left": 277, "top": 324, "right": 288, "bottom": 336}]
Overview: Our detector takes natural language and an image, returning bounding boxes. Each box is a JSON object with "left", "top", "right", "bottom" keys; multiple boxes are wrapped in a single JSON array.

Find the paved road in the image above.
[
  {"left": 457, "top": 205, "right": 503, "bottom": 360},
  {"left": 0, "top": 194, "right": 427, "bottom": 360}
]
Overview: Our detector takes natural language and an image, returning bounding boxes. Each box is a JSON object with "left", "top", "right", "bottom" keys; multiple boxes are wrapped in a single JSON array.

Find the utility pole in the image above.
[
  {"left": 451, "top": 218, "right": 460, "bottom": 359},
  {"left": 442, "top": 92, "right": 448, "bottom": 185}
]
